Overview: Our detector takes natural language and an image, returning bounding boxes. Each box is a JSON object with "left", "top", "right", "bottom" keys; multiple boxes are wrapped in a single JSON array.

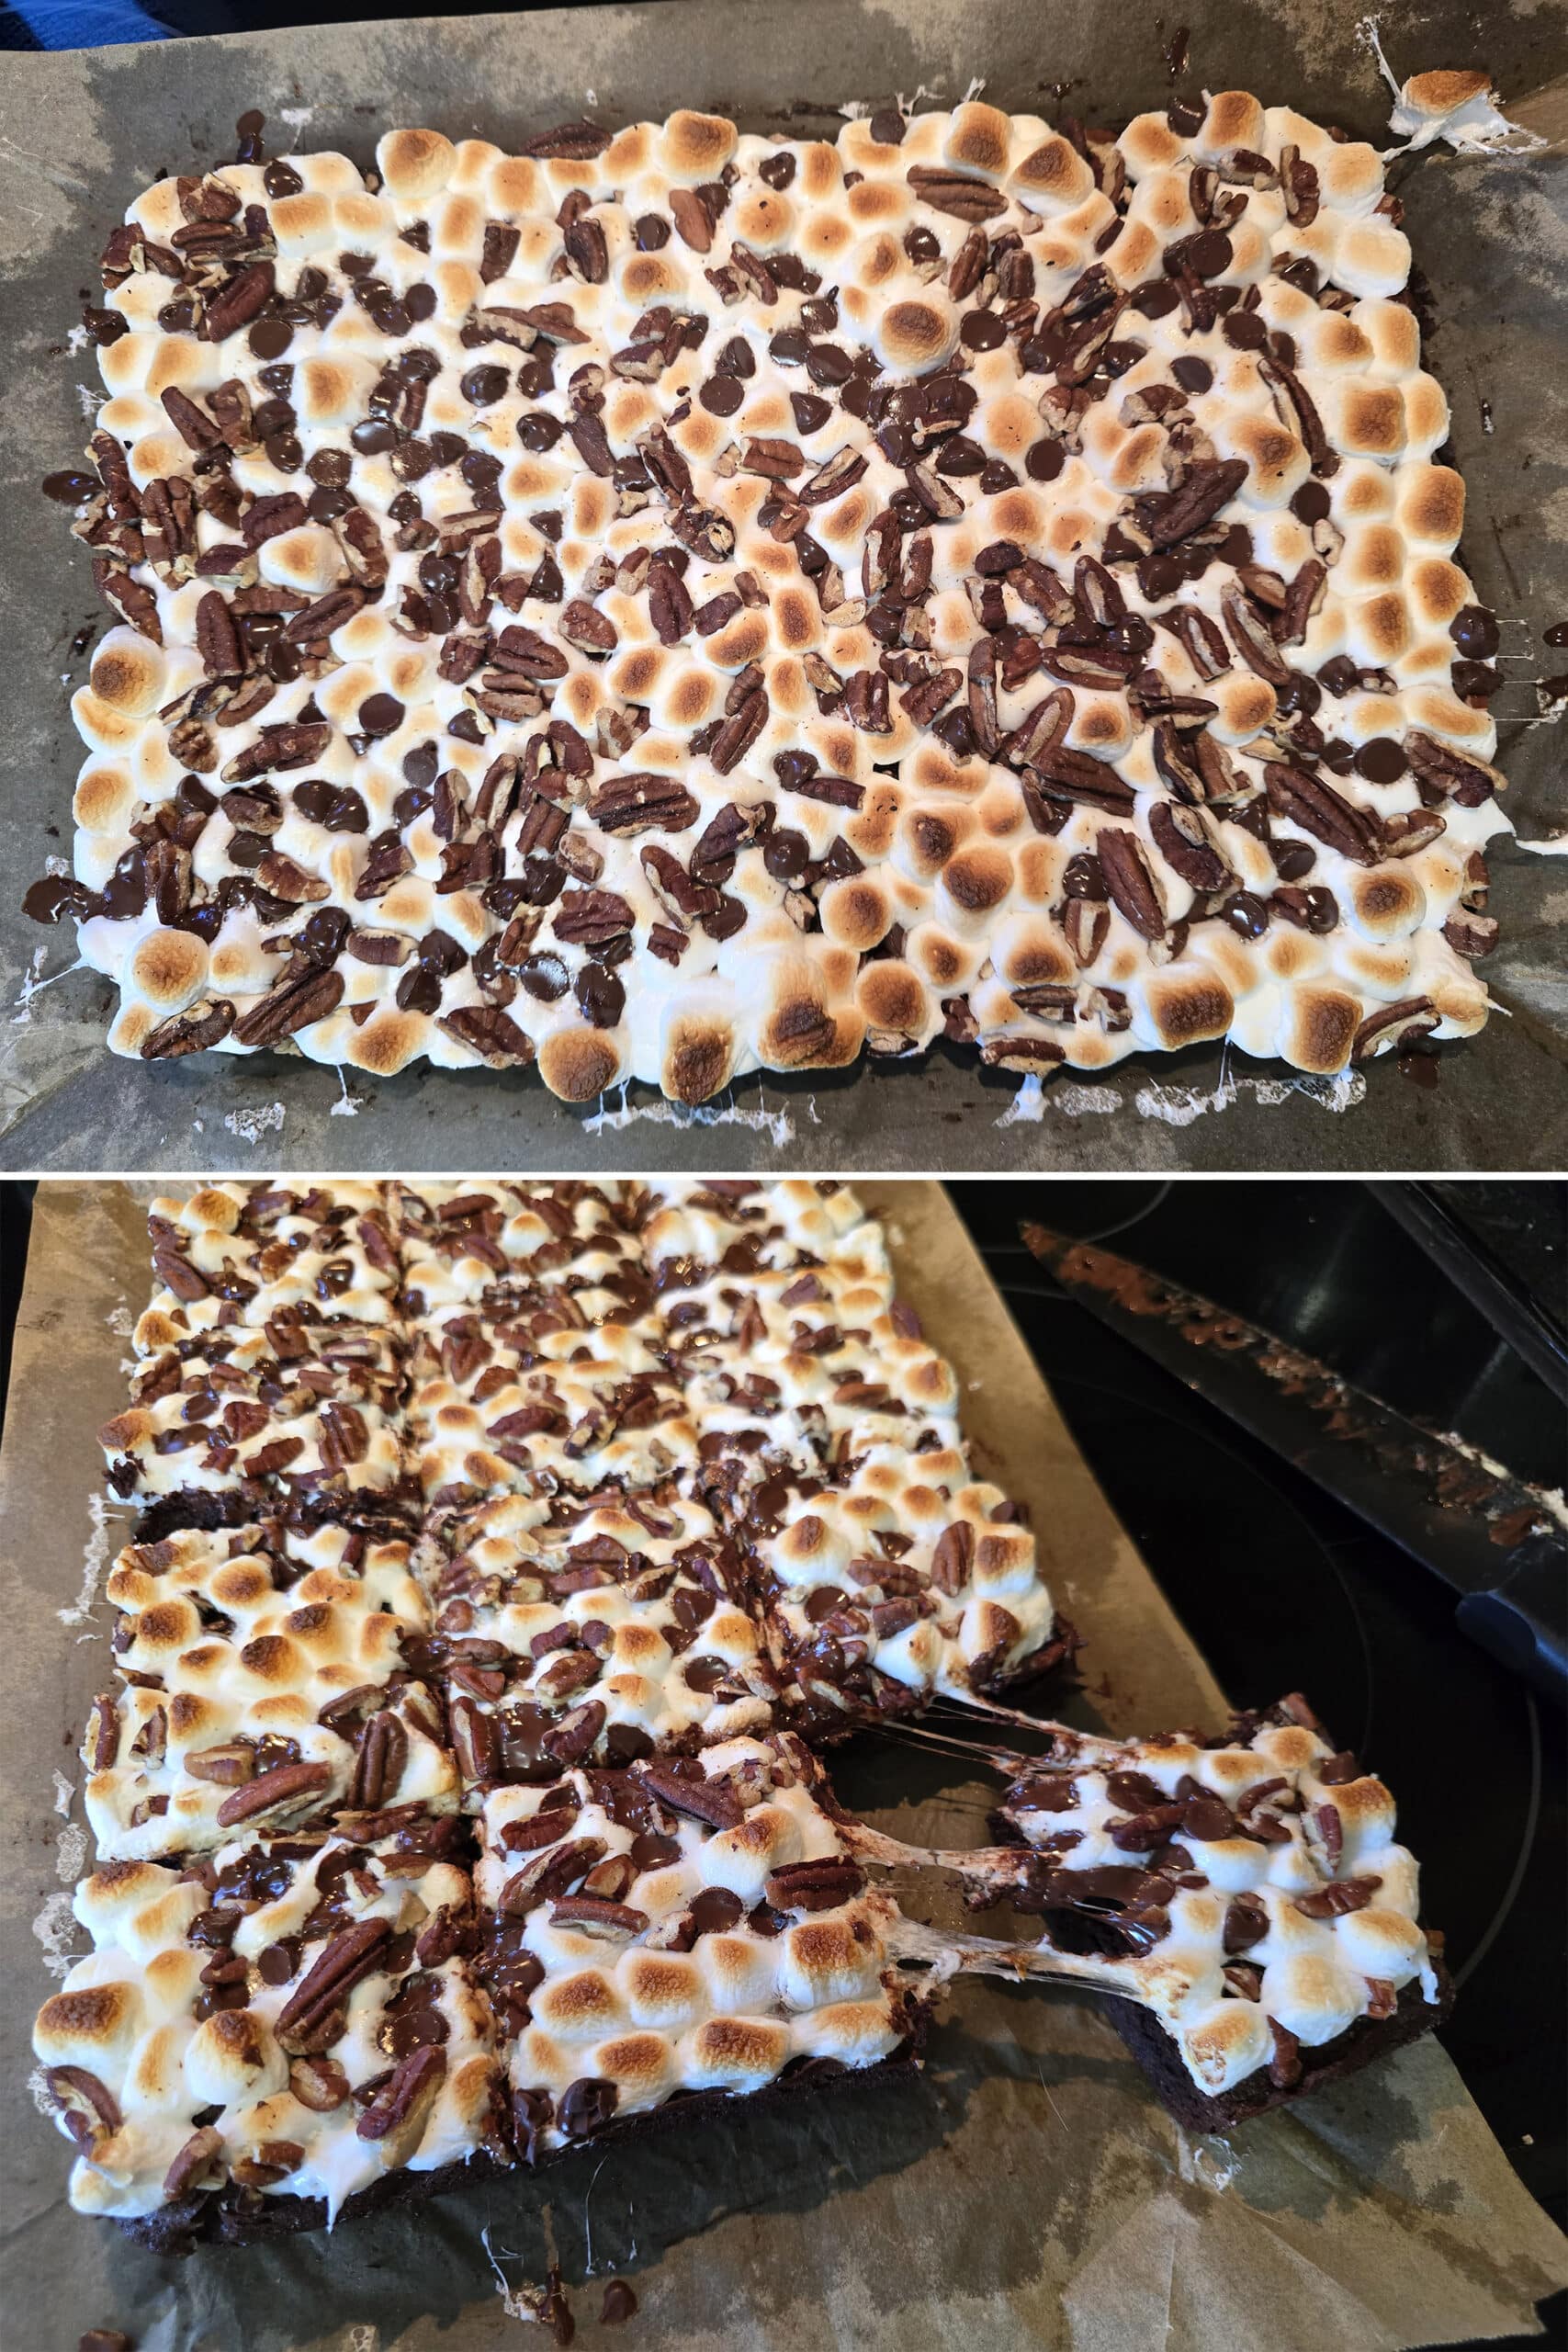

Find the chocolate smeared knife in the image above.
[{"left": 1021, "top": 1227, "right": 1567, "bottom": 1707}]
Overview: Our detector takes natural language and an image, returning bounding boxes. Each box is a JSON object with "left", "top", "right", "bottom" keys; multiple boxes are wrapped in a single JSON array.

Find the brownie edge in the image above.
[{"left": 1104, "top": 1963, "right": 1455, "bottom": 2134}]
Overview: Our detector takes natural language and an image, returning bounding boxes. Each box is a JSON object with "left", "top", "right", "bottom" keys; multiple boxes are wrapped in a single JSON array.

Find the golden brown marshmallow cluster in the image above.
[
  {"left": 997, "top": 1705, "right": 1441, "bottom": 2096},
  {"left": 40, "top": 94, "right": 1510, "bottom": 1097}
]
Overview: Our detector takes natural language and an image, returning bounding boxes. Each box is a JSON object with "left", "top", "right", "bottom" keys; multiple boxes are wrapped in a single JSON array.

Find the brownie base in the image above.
[
  {"left": 114, "top": 2023, "right": 931, "bottom": 2256},
  {"left": 1104, "top": 1963, "right": 1455, "bottom": 2132},
  {"left": 130, "top": 1486, "right": 420, "bottom": 1547}
]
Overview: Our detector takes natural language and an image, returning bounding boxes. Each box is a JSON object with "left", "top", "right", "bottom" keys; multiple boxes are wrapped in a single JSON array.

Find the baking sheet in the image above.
[
  {"left": 4, "top": 1179, "right": 1565, "bottom": 2351},
  {"left": 1, "top": 0, "right": 1566, "bottom": 1174}
]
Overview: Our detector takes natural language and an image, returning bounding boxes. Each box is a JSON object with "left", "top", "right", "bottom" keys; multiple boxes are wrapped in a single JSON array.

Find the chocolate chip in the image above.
[
  {"left": 960, "top": 309, "right": 1007, "bottom": 352},
  {"left": 516, "top": 409, "right": 565, "bottom": 451},
  {"left": 307, "top": 447, "right": 352, "bottom": 487},
  {"left": 1223, "top": 309, "right": 1268, "bottom": 349},
  {"left": 1450, "top": 603, "right": 1500, "bottom": 660},
  {"left": 1291, "top": 481, "right": 1331, "bottom": 524},
  {"left": 575, "top": 960, "right": 625, "bottom": 1028},
  {"left": 806, "top": 341, "right": 852, "bottom": 387},
  {"left": 461, "top": 363, "right": 511, "bottom": 407},
  {"left": 558, "top": 2075, "right": 617, "bottom": 2138},
  {"left": 357, "top": 693, "right": 404, "bottom": 739},
  {"left": 1025, "top": 439, "right": 1066, "bottom": 482},
  {"left": 700, "top": 375, "right": 745, "bottom": 417},
  {"left": 1354, "top": 736, "right": 1407, "bottom": 784}
]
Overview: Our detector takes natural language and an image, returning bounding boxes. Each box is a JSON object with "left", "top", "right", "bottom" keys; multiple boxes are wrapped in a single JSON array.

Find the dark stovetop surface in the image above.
[{"left": 948, "top": 1180, "right": 1565, "bottom": 2352}]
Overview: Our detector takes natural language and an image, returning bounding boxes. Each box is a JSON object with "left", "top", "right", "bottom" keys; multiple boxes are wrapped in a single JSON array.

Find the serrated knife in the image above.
[{"left": 1022, "top": 1224, "right": 1567, "bottom": 1707}]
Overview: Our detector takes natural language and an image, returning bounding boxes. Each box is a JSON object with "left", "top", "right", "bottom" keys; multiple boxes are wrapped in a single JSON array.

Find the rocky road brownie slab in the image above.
[
  {"left": 978, "top": 1691, "right": 1450, "bottom": 2125},
  {"left": 29, "top": 95, "right": 1508, "bottom": 1099}
]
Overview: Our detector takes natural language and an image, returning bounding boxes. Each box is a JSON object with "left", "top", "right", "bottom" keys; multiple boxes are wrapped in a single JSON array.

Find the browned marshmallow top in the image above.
[{"left": 36, "top": 98, "right": 1508, "bottom": 1098}]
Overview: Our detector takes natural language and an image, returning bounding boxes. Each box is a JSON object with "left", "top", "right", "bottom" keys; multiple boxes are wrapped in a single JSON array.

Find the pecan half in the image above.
[
  {"left": 764, "top": 1858, "right": 866, "bottom": 1911},
  {"left": 1292, "top": 1873, "right": 1383, "bottom": 1917},
  {"left": 1097, "top": 829, "right": 1167, "bottom": 940},
  {"left": 1149, "top": 801, "right": 1231, "bottom": 892},
  {"left": 439, "top": 1006, "right": 536, "bottom": 1067},
  {"left": 549, "top": 1895, "right": 650, "bottom": 1939},
  {"left": 1221, "top": 583, "right": 1292, "bottom": 684},
  {"left": 1263, "top": 763, "right": 1381, "bottom": 865},
  {"left": 275, "top": 1917, "right": 391, "bottom": 2052},
  {"left": 45, "top": 2064, "right": 121, "bottom": 2150},
  {"left": 141, "top": 1000, "right": 236, "bottom": 1059},
  {"left": 215, "top": 1758, "right": 333, "bottom": 1827},
  {"left": 232, "top": 967, "right": 344, "bottom": 1049},
  {"left": 1350, "top": 998, "right": 1438, "bottom": 1063},
  {"left": 907, "top": 166, "right": 1008, "bottom": 221},
  {"left": 635, "top": 1760, "right": 742, "bottom": 1829},
  {"left": 587, "top": 772, "right": 699, "bottom": 835},
  {"left": 1133, "top": 458, "right": 1247, "bottom": 550},
  {"left": 522, "top": 119, "right": 610, "bottom": 160},
  {"left": 355, "top": 2044, "right": 447, "bottom": 2166},
  {"left": 499, "top": 1835, "right": 608, "bottom": 1916},
  {"left": 164, "top": 2124, "right": 226, "bottom": 2199},
  {"left": 1404, "top": 731, "right": 1506, "bottom": 808}
]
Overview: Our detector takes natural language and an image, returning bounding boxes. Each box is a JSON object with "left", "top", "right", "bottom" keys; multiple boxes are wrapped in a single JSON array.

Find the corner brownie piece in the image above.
[
  {"left": 989, "top": 1694, "right": 1450, "bottom": 2126},
  {"left": 33, "top": 1807, "right": 505, "bottom": 2248}
]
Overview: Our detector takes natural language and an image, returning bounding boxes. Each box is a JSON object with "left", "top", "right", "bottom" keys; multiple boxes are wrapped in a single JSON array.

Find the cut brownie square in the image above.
[
  {"left": 142, "top": 1185, "right": 403, "bottom": 1333},
  {"left": 425, "top": 1489, "right": 780, "bottom": 1784},
  {"left": 33, "top": 1807, "right": 505, "bottom": 2245},
  {"left": 405, "top": 1358, "right": 702, "bottom": 1512},
  {"left": 987, "top": 1695, "right": 1451, "bottom": 2125},
  {"left": 82, "top": 1523, "right": 457, "bottom": 1861},
  {"left": 662, "top": 1256, "right": 963, "bottom": 1476},
  {"left": 101, "top": 1317, "right": 413, "bottom": 1529},
  {"left": 470, "top": 1732, "right": 928, "bottom": 2162},
  {"left": 641, "top": 1182, "right": 885, "bottom": 1291},
  {"left": 741, "top": 1440, "right": 1071, "bottom": 1732}
]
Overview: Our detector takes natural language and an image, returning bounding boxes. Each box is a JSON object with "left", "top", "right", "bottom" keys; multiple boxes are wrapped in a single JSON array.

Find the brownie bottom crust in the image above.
[
  {"left": 117, "top": 2033, "right": 929, "bottom": 2256},
  {"left": 1104, "top": 1964, "right": 1455, "bottom": 2135}
]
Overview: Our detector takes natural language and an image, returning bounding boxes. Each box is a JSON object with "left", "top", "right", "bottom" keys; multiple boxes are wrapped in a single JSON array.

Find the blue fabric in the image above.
[{"left": 10, "top": 0, "right": 169, "bottom": 43}]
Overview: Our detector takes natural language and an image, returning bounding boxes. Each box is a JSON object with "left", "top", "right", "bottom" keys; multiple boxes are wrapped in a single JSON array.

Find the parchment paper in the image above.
[
  {"left": 1, "top": 0, "right": 1565, "bottom": 1174},
  {"left": 4, "top": 1180, "right": 1565, "bottom": 2350}
]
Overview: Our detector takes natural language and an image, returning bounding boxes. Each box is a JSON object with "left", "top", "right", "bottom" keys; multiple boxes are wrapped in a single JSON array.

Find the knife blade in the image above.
[{"left": 1021, "top": 1225, "right": 1567, "bottom": 1707}]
